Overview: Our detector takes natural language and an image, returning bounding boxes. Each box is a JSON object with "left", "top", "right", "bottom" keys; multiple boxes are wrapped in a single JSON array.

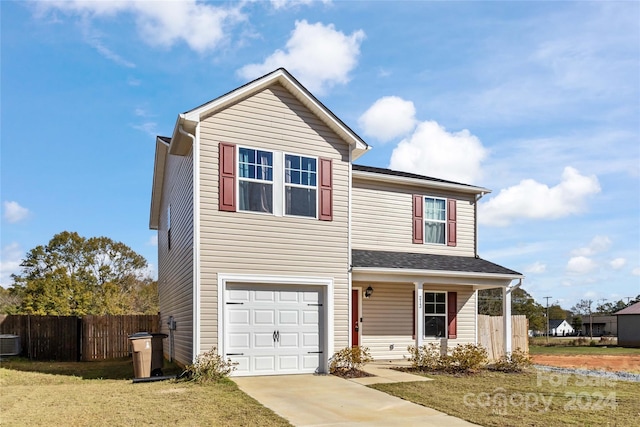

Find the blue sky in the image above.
[{"left": 1, "top": 0, "right": 638, "bottom": 310}]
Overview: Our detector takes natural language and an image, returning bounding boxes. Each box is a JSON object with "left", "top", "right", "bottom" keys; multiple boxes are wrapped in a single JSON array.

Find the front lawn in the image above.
[
  {"left": 371, "top": 370, "right": 640, "bottom": 427},
  {"left": 0, "top": 358, "right": 290, "bottom": 427}
]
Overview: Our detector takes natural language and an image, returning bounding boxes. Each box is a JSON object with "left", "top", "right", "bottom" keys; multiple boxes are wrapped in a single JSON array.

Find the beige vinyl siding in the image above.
[
  {"left": 352, "top": 178, "right": 476, "bottom": 256},
  {"left": 157, "top": 148, "right": 194, "bottom": 367},
  {"left": 198, "top": 84, "right": 350, "bottom": 354},
  {"left": 356, "top": 281, "right": 476, "bottom": 359}
]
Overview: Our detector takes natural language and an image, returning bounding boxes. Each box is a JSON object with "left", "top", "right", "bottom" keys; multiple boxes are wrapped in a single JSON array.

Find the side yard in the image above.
[
  {"left": 371, "top": 370, "right": 640, "bottom": 427},
  {"left": 0, "top": 358, "right": 290, "bottom": 427}
]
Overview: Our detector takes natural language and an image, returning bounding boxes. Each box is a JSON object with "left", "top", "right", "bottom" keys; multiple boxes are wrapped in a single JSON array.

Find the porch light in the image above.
[{"left": 365, "top": 286, "right": 374, "bottom": 298}]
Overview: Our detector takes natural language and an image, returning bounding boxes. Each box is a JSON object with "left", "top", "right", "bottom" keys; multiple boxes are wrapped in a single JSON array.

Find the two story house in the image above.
[{"left": 149, "top": 68, "right": 523, "bottom": 376}]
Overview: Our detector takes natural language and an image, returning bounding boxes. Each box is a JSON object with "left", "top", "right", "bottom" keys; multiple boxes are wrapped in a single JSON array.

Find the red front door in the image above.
[{"left": 351, "top": 289, "right": 360, "bottom": 347}]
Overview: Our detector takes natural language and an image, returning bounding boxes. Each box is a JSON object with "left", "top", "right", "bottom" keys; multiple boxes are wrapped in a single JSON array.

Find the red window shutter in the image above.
[
  {"left": 319, "top": 158, "right": 333, "bottom": 221},
  {"left": 412, "top": 195, "right": 424, "bottom": 244},
  {"left": 447, "top": 199, "right": 457, "bottom": 247},
  {"left": 447, "top": 291, "right": 457, "bottom": 339},
  {"left": 219, "top": 142, "right": 236, "bottom": 212}
]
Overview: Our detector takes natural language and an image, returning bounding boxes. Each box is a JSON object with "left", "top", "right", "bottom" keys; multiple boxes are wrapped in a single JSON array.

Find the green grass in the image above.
[
  {"left": 0, "top": 358, "right": 290, "bottom": 427},
  {"left": 371, "top": 370, "right": 640, "bottom": 427},
  {"left": 530, "top": 345, "right": 640, "bottom": 356}
]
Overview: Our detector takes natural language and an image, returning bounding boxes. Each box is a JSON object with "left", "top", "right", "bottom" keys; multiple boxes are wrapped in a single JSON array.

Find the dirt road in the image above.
[{"left": 531, "top": 354, "right": 640, "bottom": 373}]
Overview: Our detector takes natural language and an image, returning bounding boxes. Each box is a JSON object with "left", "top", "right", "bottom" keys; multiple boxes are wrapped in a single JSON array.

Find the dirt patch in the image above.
[
  {"left": 531, "top": 354, "right": 640, "bottom": 373},
  {"left": 331, "top": 368, "right": 374, "bottom": 379}
]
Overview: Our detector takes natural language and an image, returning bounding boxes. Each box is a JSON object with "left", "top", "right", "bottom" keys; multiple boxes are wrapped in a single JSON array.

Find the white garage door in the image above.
[{"left": 225, "top": 284, "right": 323, "bottom": 376}]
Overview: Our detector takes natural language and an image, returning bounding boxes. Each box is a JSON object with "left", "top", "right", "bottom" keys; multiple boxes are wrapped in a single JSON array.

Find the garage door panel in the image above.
[
  {"left": 254, "top": 332, "right": 276, "bottom": 348},
  {"left": 254, "top": 356, "right": 276, "bottom": 371},
  {"left": 233, "top": 356, "right": 250, "bottom": 374},
  {"left": 302, "top": 310, "right": 319, "bottom": 325},
  {"left": 278, "top": 310, "right": 299, "bottom": 325},
  {"left": 278, "top": 332, "right": 299, "bottom": 348},
  {"left": 279, "top": 356, "right": 299, "bottom": 370},
  {"left": 303, "top": 354, "right": 320, "bottom": 369},
  {"left": 302, "top": 332, "right": 319, "bottom": 347},
  {"left": 278, "top": 290, "right": 299, "bottom": 302},
  {"left": 228, "top": 333, "right": 250, "bottom": 348},
  {"left": 254, "top": 309, "right": 275, "bottom": 325},
  {"left": 302, "top": 292, "right": 319, "bottom": 303},
  {"left": 254, "top": 290, "right": 275, "bottom": 302},
  {"left": 227, "top": 289, "right": 250, "bottom": 301},
  {"left": 228, "top": 309, "right": 250, "bottom": 324}
]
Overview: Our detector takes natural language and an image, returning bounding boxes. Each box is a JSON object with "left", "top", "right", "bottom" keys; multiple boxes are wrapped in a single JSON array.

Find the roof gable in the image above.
[
  {"left": 615, "top": 301, "right": 640, "bottom": 315},
  {"left": 169, "top": 68, "right": 368, "bottom": 159}
]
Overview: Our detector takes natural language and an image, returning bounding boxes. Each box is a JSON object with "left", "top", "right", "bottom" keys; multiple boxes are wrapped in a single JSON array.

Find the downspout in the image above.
[
  {"left": 178, "top": 124, "right": 200, "bottom": 362},
  {"left": 474, "top": 192, "right": 487, "bottom": 257}
]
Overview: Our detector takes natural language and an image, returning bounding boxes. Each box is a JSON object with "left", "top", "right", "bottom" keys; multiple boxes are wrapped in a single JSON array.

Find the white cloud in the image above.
[
  {"left": 524, "top": 262, "right": 546, "bottom": 274},
  {"left": 270, "top": 0, "right": 331, "bottom": 9},
  {"left": 3, "top": 201, "right": 30, "bottom": 223},
  {"left": 480, "top": 167, "right": 601, "bottom": 227},
  {"left": 132, "top": 122, "right": 158, "bottom": 137},
  {"left": 358, "top": 96, "right": 416, "bottom": 143},
  {"left": 571, "top": 235, "right": 612, "bottom": 256},
  {"left": 79, "top": 19, "right": 136, "bottom": 68},
  {"left": 567, "top": 256, "right": 597, "bottom": 274},
  {"left": 609, "top": 258, "right": 626, "bottom": 270},
  {"left": 238, "top": 20, "right": 365, "bottom": 94},
  {"left": 388, "top": 121, "right": 487, "bottom": 184},
  {"left": 35, "top": 1, "right": 245, "bottom": 53},
  {"left": 632, "top": 268, "right": 640, "bottom": 276},
  {"left": 0, "top": 243, "right": 23, "bottom": 287}
]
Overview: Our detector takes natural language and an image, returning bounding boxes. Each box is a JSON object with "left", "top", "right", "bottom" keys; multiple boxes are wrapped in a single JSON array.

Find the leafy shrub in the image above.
[
  {"left": 407, "top": 343, "right": 442, "bottom": 371},
  {"left": 589, "top": 340, "right": 597, "bottom": 347},
  {"left": 491, "top": 348, "right": 532, "bottom": 373},
  {"left": 184, "top": 347, "right": 237, "bottom": 382},
  {"left": 408, "top": 343, "right": 488, "bottom": 373},
  {"left": 445, "top": 343, "right": 488, "bottom": 373},
  {"left": 329, "top": 346, "right": 373, "bottom": 375}
]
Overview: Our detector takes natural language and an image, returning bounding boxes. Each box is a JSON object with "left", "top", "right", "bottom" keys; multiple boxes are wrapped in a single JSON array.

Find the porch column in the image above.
[
  {"left": 415, "top": 282, "right": 424, "bottom": 347},
  {"left": 503, "top": 286, "right": 512, "bottom": 355}
]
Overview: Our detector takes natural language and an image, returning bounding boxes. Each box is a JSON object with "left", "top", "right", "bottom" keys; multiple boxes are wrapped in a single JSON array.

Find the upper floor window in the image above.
[
  {"left": 424, "top": 197, "right": 446, "bottom": 244},
  {"left": 238, "top": 147, "right": 273, "bottom": 213},
  {"left": 285, "top": 154, "right": 317, "bottom": 218}
]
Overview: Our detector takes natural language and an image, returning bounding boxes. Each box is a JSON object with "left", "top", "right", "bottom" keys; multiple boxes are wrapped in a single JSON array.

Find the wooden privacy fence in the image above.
[
  {"left": 478, "top": 314, "right": 529, "bottom": 360},
  {"left": 0, "top": 314, "right": 159, "bottom": 361}
]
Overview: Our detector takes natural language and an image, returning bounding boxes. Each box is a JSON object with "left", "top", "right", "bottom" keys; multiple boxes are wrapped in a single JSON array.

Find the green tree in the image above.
[
  {"left": 548, "top": 304, "right": 569, "bottom": 320},
  {"left": 477, "top": 287, "right": 545, "bottom": 332},
  {"left": 0, "top": 286, "right": 21, "bottom": 314},
  {"left": 10, "top": 231, "right": 156, "bottom": 315}
]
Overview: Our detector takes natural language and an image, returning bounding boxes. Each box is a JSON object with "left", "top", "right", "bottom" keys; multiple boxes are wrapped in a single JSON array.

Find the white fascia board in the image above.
[
  {"left": 352, "top": 169, "right": 491, "bottom": 195},
  {"left": 352, "top": 267, "right": 522, "bottom": 288},
  {"left": 149, "top": 139, "right": 169, "bottom": 230},
  {"left": 182, "top": 69, "right": 368, "bottom": 153}
]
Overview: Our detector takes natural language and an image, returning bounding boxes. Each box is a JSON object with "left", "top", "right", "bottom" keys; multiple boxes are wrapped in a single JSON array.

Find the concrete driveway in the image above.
[{"left": 233, "top": 372, "right": 478, "bottom": 426}]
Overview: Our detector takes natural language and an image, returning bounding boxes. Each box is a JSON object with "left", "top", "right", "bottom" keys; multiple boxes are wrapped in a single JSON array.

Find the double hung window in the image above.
[
  {"left": 424, "top": 292, "right": 447, "bottom": 338},
  {"left": 285, "top": 154, "right": 317, "bottom": 217},
  {"left": 424, "top": 197, "right": 446, "bottom": 244},
  {"left": 238, "top": 148, "right": 273, "bottom": 213}
]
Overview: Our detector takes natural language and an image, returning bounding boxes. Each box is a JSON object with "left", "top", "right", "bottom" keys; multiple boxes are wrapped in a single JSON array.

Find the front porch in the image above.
[{"left": 351, "top": 250, "right": 524, "bottom": 361}]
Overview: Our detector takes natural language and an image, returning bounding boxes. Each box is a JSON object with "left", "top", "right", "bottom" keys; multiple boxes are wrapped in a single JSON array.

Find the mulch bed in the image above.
[{"left": 331, "top": 368, "right": 374, "bottom": 378}]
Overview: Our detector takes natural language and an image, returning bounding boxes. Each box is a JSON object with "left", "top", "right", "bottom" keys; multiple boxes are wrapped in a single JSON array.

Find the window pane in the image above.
[
  {"left": 285, "top": 154, "right": 300, "bottom": 170},
  {"left": 425, "top": 198, "right": 446, "bottom": 221},
  {"left": 425, "top": 222, "right": 445, "bottom": 244},
  {"left": 436, "top": 293, "right": 445, "bottom": 303},
  {"left": 239, "top": 147, "right": 254, "bottom": 163},
  {"left": 425, "top": 293, "right": 435, "bottom": 303},
  {"left": 435, "top": 303, "right": 446, "bottom": 314},
  {"left": 239, "top": 181, "right": 273, "bottom": 213},
  {"left": 424, "top": 316, "right": 446, "bottom": 338},
  {"left": 285, "top": 187, "right": 316, "bottom": 217},
  {"left": 302, "top": 157, "right": 316, "bottom": 172},
  {"left": 425, "top": 303, "right": 435, "bottom": 315},
  {"left": 288, "top": 170, "right": 300, "bottom": 185}
]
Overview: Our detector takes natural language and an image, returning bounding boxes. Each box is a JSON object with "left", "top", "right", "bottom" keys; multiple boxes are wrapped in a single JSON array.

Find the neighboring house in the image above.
[
  {"left": 548, "top": 319, "right": 574, "bottom": 336},
  {"left": 579, "top": 315, "right": 617, "bottom": 337},
  {"left": 615, "top": 302, "right": 640, "bottom": 347},
  {"left": 149, "top": 68, "right": 523, "bottom": 376}
]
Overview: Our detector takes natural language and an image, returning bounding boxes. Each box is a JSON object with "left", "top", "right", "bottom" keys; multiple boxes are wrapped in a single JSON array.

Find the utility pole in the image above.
[
  {"left": 544, "top": 296, "right": 552, "bottom": 344},
  {"left": 588, "top": 299, "right": 593, "bottom": 340}
]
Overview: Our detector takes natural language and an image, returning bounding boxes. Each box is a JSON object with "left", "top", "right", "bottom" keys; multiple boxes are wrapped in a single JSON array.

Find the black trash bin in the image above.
[{"left": 150, "top": 333, "right": 168, "bottom": 376}]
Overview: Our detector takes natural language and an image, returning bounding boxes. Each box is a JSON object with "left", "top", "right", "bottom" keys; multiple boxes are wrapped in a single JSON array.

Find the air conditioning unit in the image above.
[{"left": 0, "top": 334, "right": 21, "bottom": 357}]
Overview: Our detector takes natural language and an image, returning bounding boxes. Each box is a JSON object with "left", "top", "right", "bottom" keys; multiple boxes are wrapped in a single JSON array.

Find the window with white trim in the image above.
[
  {"left": 424, "top": 197, "right": 446, "bottom": 244},
  {"left": 424, "top": 291, "right": 447, "bottom": 338},
  {"left": 238, "top": 147, "right": 273, "bottom": 213},
  {"left": 285, "top": 154, "right": 317, "bottom": 218}
]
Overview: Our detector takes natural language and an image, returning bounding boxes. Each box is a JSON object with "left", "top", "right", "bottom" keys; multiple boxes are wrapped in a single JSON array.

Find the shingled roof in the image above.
[{"left": 352, "top": 249, "right": 522, "bottom": 276}]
